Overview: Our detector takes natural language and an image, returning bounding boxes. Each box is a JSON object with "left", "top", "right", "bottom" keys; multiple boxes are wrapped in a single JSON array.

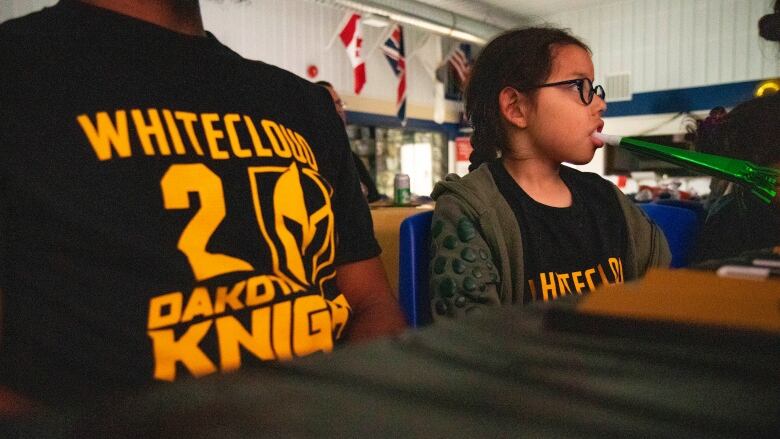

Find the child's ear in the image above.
[{"left": 498, "top": 87, "right": 530, "bottom": 129}]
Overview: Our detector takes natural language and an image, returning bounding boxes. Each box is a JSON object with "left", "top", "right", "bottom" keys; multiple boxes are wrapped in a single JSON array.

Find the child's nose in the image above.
[{"left": 592, "top": 95, "right": 607, "bottom": 115}]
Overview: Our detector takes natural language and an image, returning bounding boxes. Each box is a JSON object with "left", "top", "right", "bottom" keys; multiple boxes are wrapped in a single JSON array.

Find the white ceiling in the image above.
[
  {"left": 413, "top": 0, "right": 616, "bottom": 28},
  {"left": 479, "top": 0, "right": 614, "bottom": 19}
]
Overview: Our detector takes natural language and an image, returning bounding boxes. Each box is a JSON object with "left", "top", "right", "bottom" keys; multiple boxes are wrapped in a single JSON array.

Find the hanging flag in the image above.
[
  {"left": 410, "top": 34, "right": 444, "bottom": 124},
  {"left": 338, "top": 13, "right": 366, "bottom": 94},
  {"left": 445, "top": 43, "right": 471, "bottom": 92},
  {"left": 381, "top": 24, "right": 406, "bottom": 124}
]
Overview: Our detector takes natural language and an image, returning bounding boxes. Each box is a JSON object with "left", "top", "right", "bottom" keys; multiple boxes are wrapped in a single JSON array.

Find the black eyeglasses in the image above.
[{"left": 529, "top": 78, "right": 605, "bottom": 105}]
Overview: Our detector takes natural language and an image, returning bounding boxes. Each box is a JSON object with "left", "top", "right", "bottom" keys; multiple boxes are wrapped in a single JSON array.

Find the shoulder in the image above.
[
  {"left": 432, "top": 164, "right": 497, "bottom": 200},
  {"left": 249, "top": 59, "right": 322, "bottom": 95},
  {"left": 216, "top": 41, "right": 327, "bottom": 100},
  {"left": 432, "top": 164, "right": 509, "bottom": 223},
  {"left": 0, "top": 4, "right": 62, "bottom": 43},
  {"left": 242, "top": 58, "right": 332, "bottom": 112}
]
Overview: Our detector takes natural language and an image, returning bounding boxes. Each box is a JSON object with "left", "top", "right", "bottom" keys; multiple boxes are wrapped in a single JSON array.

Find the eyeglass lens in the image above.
[{"left": 578, "top": 79, "right": 606, "bottom": 105}]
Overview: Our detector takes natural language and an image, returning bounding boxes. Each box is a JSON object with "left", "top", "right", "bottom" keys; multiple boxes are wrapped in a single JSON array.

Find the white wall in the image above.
[
  {"left": 0, "top": 0, "right": 56, "bottom": 22},
  {"left": 0, "top": 0, "right": 460, "bottom": 122},
  {"left": 4, "top": 0, "right": 778, "bottom": 132},
  {"left": 545, "top": 0, "right": 780, "bottom": 175},
  {"left": 543, "top": 0, "right": 780, "bottom": 93},
  {"left": 201, "top": 0, "right": 461, "bottom": 121}
]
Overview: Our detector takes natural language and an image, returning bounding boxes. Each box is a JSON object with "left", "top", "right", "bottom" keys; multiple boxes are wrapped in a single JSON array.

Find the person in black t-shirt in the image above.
[
  {"left": 0, "top": 0, "right": 405, "bottom": 413},
  {"left": 429, "top": 28, "right": 670, "bottom": 320},
  {"left": 315, "top": 80, "right": 382, "bottom": 203}
]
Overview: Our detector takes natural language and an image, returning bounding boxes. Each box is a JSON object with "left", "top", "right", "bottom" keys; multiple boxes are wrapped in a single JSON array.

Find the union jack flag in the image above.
[{"left": 381, "top": 24, "right": 406, "bottom": 124}]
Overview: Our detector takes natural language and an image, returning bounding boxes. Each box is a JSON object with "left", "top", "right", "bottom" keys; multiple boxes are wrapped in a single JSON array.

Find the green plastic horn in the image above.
[{"left": 594, "top": 133, "right": 779, "bottom": 204}]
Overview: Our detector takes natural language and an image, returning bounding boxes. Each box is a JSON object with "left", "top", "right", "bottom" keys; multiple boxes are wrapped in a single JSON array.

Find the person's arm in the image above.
[
  {"left": 337, "top": 257, "right": 405, "bottom": 342},
  {"left": 0, "top": 290, "right": 36, "bottom": 418},
  {"left": 306, "top": 86, "right": 404, "bottom": 341},
  {"left": 429, "top": 195, "right": 502, "bottom": 321},
  {"left": 610, "top": 185, "right": 671, "bottom": 274}
]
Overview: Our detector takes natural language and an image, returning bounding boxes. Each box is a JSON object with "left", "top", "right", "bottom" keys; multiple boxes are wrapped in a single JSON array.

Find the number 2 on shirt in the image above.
[{"left": 160, "top": 163, "right": 254, "bottom": 281}]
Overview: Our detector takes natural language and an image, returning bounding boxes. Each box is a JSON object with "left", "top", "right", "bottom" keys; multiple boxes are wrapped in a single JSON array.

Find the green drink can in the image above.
[{"left": 394, "top": 173, "right": 411, "bottom": 205}]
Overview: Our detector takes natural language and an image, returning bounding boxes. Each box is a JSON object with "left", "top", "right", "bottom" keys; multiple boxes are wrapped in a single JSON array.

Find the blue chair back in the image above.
[
  {"left": 639, "top": 203, "right": 700, "bottom": 268},
  {"left": 398, "top": 210, "right": 434, "bottom": 327},
  {"left": 653, "top": 199, "right": 705, "bottom": 222}
]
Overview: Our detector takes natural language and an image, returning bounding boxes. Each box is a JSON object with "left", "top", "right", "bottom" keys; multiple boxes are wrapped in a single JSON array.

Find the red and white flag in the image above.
[{"left": 338, "top": 13, "right": 366, "bottom": 95}]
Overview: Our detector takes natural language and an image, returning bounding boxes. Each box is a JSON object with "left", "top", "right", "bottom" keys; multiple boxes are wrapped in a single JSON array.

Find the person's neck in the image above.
[
  {"left": 78, "top": 0, "right": 205, "bottom": 36},
  {"left": 501, "top": 154, "right": 572, "bottom": 208}
]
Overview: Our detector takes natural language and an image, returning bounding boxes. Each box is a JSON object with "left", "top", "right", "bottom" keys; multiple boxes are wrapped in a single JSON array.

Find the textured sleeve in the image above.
[{"left": 429, "top": 194, "right": 502, "bottom": 321}]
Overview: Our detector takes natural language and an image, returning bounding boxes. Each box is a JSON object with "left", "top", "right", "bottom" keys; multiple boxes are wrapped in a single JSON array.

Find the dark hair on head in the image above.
[
  {"left": 700, "top": 94, "right": 780, "bottom": 166},
  {"left": 694, "top": 106, "right": 729, "bottom": 155},
  {"left": 759, "top": 0, "right": 780, "bottom": 41},
  {"left": 465, "top": 27, "right": 590, "bottom": 171},
  {"left": 315, "top": 80, "right": 333, "bottom": 88}
]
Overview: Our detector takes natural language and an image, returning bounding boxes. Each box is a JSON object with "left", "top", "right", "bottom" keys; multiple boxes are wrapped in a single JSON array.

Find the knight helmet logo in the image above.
[{"left": 249, "top": 162, "right": 335, "bottom": 292}]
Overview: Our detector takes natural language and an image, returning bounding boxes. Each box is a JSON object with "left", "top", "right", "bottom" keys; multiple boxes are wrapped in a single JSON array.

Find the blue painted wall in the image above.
[
  {"left": 605, "top": 80, "right": 766, "bottom": 117},
  {"left": 346, "top": 111, "right": 462, "bottom": 141}
]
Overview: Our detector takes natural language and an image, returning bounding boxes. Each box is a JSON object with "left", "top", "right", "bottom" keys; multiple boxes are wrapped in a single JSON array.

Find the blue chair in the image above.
[
  {"left": 639, "top": 203, "right": 700, "bottom": 268},
  {"left": 398, "top": 210, "right": 434, "bottom": 328},
  {"left": 654, "top": 199, "right": 705, "bottom": 223}
]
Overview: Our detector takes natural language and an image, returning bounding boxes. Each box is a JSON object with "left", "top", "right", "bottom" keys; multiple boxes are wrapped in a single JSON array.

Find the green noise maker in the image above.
[{"left": 594, "top": 133, "right": 779, "bottom": 204}]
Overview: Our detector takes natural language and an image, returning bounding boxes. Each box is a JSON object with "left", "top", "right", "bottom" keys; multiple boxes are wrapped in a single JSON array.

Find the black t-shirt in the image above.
[
  {"left": 489, "top": 161, "right": 627, "bottom": 303},
  {"left": 0, "top": 0, "right": 379, "bottom": 403}
]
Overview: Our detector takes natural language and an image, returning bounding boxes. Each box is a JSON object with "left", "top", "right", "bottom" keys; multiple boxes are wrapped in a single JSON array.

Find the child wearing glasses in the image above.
[{"left": 429, "top": 27, "right": 671, "bottom": 320}]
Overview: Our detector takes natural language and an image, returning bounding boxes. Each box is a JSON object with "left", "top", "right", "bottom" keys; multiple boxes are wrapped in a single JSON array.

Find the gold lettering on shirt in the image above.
[
  {"left": 216, "top": 307, "right": 275, "bottom": 372},
  {"left": 556, "top": 273, "right": 572, "bottom": 295},
  {"left": 131, "top": 108, "right": 169, "bottom": 156},
  {"left": 539, "top": 272, "right": 557, "bottom": 301},
  {"left": 571, "top": 271, "right": 586, "bottom": 294},
  {"left": 76, "top": 109, "right": 317, "bottom": 168},
  {"left": 174, "top": 111, "right": 205, "bottom": 156},
  {"left": 527, "top": 279, "right": 538, "bottom": 301},
  {"left": 201, "top": 113, "right": 229, "bottom": 159},
  {"left": 77, "top": 110, "right": 345, "bottom": 381},
  {"left": 77, "top": 111, "right": 132, "bottom": 160},
  {"left": 162, "top": 109, "right": 187, "bottom": 155},
  {"left": 527, "top": 258, "right": 624, "bottom": 302},
  {"left": 224, "top": 113, "right": 253, "bottom": 158},
  {"left": 148, "top": 320, "right": 217, "bottom": 381},
  {"left": 261, "top": 119, "right": 292, "bottom": 158},
  {"left": 146, "top": 274, "right": 351, "bottom": 381}
]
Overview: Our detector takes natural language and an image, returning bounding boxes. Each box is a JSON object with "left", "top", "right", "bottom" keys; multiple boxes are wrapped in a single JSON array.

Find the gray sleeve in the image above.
[
  {"left": 613, "top": 187, "right": 672, "bottom": 277},
  {"left": 429, "top": 194, "right": 502, "bottom": 321}
]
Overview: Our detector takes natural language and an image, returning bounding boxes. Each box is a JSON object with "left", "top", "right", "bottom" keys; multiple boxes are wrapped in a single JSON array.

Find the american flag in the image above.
[
  {"left": 446, "top": 43, "right": 471, "bottom": 91},
  {"left": 381, "top": 24, "right": 406, "bottom": 124}
]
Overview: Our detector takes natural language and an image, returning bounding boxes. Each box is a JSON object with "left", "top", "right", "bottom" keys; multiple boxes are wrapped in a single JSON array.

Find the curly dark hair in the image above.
[
  {"left": 464, "top": 27, "right": 590, "bottom": 171},
  {"left": 700, "top": 94, "right": 780, "bottom": 166},
  {"left": 694, "top": 106, "right": 729, "bottom": 155},
  {"left": 759, "top": 0, "right": 779, "bottom": 41}
]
